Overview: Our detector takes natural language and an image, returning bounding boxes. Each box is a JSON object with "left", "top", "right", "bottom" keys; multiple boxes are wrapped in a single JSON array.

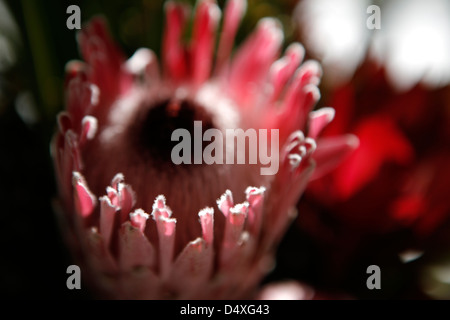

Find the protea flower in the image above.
[{"left": 52, "top": 0, "right": 355, "bottom": 299}]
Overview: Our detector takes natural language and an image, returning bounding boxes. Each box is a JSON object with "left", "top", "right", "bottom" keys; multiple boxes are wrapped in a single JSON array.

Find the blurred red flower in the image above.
[{"left": 302, "top": 60, "right": 450, "bottom": 240}]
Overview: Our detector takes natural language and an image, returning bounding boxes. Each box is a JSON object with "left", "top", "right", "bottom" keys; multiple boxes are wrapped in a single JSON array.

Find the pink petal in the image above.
[
  {"left": 118, "top": 221, "right": 155, "bottom": 271},
  {"left": 170, "top": 238, "right": 213, "bottom": 298},
  {"left": 280, "top": 133, "right": 316, "bottom": 182},
  {"left": 228, "top": 18, "right": 283, "bottom": 105},
  {"left": 279, "top": 131, "right": 315, "bottom": 177},
  {"left": 152, "top": 195, "right": 172, "bottom": 219},
  {"left": 59, "top": 130, "right": 82, "bottom": 202},
  {"left": 311, "top": 134, "right": 360, "bottom": 181},
  {"left": 111, "top": 173, "right": 125, "bottom": 190},
  {"left": 85, "top": 227, "right": 118, "bottom": 274},
  {"left": 106, "top": 186, "right": 119, "bottom": 206},
  {"left": 66, "top": 76, "right": 99, "bottom": 126},
  {"left": 215, "top": 0, "right": 247, "bottom": 73},
  {"left": 198, "top": 207, "right": 214, "bottom": 246},
  {"left": 220, "top": 202, "right": 248, "bottom": 267},
  {"left": 266, "top": 132, "right": 317, "bottom": 243},
  {"left": 64, "top": 60, "right": 87, "bottom": 86},
  {"left": 308, "top": 107, "right": 335, "bottom": 139},
  {"left": 162, "top": 2, "right": 189, "bottom": 82},
  {"left": 109, "top": 173, "right": 136, "bottom": 223},
  {"left": 125, "top": 48, "right": 160, "bottom": 85},
  {"left": 57, "top": 112, "right": 72, "bottom": 134},
  {"left": 72, "top": 172, "right": 96, "bottom": 218},
  {"left": 245, "top": 186, "right": 266, "bottom": 237},
  {"left": 279, "top": 61, "right": 322, "bottom": 135},
  {"left": 190, "top": 0, "right": 221, "bottom": 85},
  {"left": 77, "top": 17, "right": 130, "bottom": 94},
  {"left": 66, "top": 130, "right": 83, "bottom": 172},
  {"left": 99, "top": 195, "right": 118, "bottom": 249},
  {"left": 153, "top": 206, "right": 177, "bottom": 279},
  {"left": 270, "top": 43, "right": 305, "bottom": 102},
  {"left": 129, "top": 209, "right": 149, "bottom": 233},
  {"left": 270, "top": 160, "right": 316, "bottom": 245},
  {"left": 118, "top": 184, "right": 136, "bottom": 223},
  {"left": 79, "top": 115, "right": 98, "bottom": 146},
  {"left": 217, "top": 189, "right": 234, "bottom": 218}
]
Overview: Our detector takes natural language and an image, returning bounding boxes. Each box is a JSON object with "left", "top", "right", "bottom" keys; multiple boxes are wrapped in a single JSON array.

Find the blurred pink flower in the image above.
[{"left": 52, "top": 0, "right": 355, "bottom": 299}]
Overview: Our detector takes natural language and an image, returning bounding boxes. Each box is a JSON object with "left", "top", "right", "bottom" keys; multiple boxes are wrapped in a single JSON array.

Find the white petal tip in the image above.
[
  {"left": 130, "top": 208, "right": 150, "bottom": 220},
  {"left": 199, "top": 207, "right": 214, "bottom": 217},
  {"left": 245, "top": 186, "right": 266, "bottom": 196},
  {"left": 230, "top": 201, "right": 249, "bottom": 216}
]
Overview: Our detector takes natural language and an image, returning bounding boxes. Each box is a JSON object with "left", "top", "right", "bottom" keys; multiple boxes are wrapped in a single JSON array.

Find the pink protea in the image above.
[{"left": 52, "top": 0, "right": 356, "bottom": 299}]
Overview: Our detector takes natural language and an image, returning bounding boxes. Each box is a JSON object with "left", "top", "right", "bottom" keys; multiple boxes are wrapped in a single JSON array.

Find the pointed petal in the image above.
[
  {"left": 152, "top": 195, "right": 172, "bottom": 218},
  {"left": 109, "top": 173, "right": 136, "bottom": 223},
  {"left": 118, "top": 184, "right": 136, "bottom": 223},
  {"left": 269, "top": 159, "right": 316, "bottom": 246},
  {"left": 245, "top": 186, "right": 266, "bottom": 237},
  {"left": 198, "top": 207, "right": 214, "bottom": 246},
  {"left": 79, "top": 115, "right": 98, "bottom": 145},
  {"left": 66, "top": 75, "right": 99, "bottom": 126},
  {"left": 170, "top": 238, "right": 213, "bottom": 297},
  {"left": 111, "top": 173, "right": 125, "bottom": 189},
  {"left": 308, "top": 107, "right": 335, "bottom": 139},
  {"left": 279, "top": 61, "right": 322, "bottom": 135},
  {"left": 217, "top": 189, "right": 234, "bottom": 218},
  {"left": 59, "top": 130, "right": 81, "bottom": 202},
  {"left": 311, "top": 134, "right": 359, "bottom": 180},
  {"left": 64, "top": 60, "right": 87, "bottom": 85},
  {"left": 99, "top": 195, "right": 118, "bottom": 249},
  {"left": 215, "top": 0, "right": 247, "bottom": 72},
  {"left": 270, "top": 43, "right": 305, "bottom": 102},
  {"left": 221, "top": 202, "right": 248, "bottom": 267},
  {"left": 153, "top": 207, "right": 177, "bottom": 279},
  {"left": 266, "top": 132, "right": 317, "bottom": 244},
  {"left": 162, "top": 2, "right": 189, "bottom": 82},
  {"left": 129, "top": 208, "right": 150, "bottom": 233},
  {"left": 125, "top": 48, "right": 160, "bottom": 85},
  {"left": 57, "top": 112, "right": 72, "bottom": 134},
  {"left": 77, "top": 17, "right": 130, "bottom": 94},
  {"left": 191, "top": 0, "right": 221, "bottom": 85},
  {"left": 118, "top": 221, "right": 155, "bottom": 270},
  {"left": 228, "top": 18, "right": 283, "bottom": 105},
  {"left": 85, "top": 227, "right": 118, "bottom": 274},
  {"left": 65, "top": 130, "right": 83, "bottom": 172},
  {"left": 72, "top": 172, "right": 96, "bottom": 218}
]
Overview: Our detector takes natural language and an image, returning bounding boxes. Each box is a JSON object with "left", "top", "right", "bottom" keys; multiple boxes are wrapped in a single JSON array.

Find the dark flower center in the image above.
[{"left": 137, "top": 98, "right": 215, "bottom": 165}]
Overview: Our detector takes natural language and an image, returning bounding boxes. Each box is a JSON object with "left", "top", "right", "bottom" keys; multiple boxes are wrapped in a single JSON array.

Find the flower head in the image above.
[{"left": 52, "top": 0, "right": 355, "bottom": 299}]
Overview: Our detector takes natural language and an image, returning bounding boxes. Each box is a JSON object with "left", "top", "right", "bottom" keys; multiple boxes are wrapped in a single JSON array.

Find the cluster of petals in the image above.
[{"left": 52, "top": 0, "right": 356, "bottom": 299}]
